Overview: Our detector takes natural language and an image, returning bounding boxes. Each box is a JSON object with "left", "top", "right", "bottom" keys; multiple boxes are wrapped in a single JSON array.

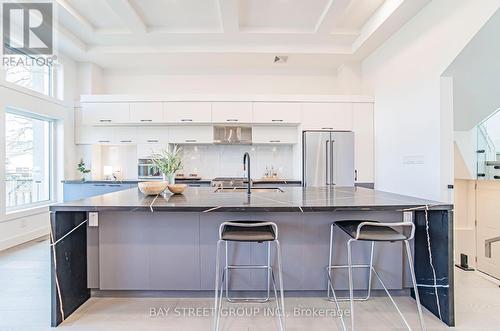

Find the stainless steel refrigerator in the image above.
[{"left": 302, "top": 131, "right": 355, "bottom": 187}]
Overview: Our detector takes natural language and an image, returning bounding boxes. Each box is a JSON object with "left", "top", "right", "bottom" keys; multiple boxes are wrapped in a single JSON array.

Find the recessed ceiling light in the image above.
[{"left": 274, "top": 55, "right": 288, "bottom": 64}]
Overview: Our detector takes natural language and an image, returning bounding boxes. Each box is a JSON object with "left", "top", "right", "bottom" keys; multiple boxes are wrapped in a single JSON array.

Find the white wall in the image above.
[
  {"left": 362, "top": 0, "right": 500, "bottom": 201},
  {"left": 100, "top": 63, "right": 363, "bottom": 95},
  {"left": 102, "top": 74, "right": 343, "bottom": 95},
  {"left": 446, "top": 9, "right": 500, "bottom": 131},
  {"left": 454, "top": 129, "right": 477, "bottom": 180}
]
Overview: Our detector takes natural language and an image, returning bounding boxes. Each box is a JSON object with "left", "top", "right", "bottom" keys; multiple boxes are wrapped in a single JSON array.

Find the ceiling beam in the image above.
[
  {"left": 55, "top": 0, "right": 94, "bottom": 32},
  {"left": 218, "top": 0, "right": 239, "bottom": 33},
  {"left": 352, "top": 0, "right": 430, "bottom": 57},
  {"left": 104, "top": 0, "right": 147, "bottom": 34},
  {"left": 315, "top": 0, "right": 353, "bottom": 34},
  {"left": 56, "top": 23, "right": 88, "bottom": 60}
]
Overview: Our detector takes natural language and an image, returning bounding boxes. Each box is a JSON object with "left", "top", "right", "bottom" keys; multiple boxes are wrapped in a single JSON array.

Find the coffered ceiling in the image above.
[{"left": 54, "top": 0, "right": 430, "bottom": 73}]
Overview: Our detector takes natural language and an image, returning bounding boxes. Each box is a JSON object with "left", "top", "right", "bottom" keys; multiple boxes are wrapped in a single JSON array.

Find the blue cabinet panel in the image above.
[{"left": 63, "top": 183, "right": 134, "bottom": 202}]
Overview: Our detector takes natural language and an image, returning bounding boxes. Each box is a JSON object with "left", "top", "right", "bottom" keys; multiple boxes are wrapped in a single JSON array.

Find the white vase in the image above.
[{"left": 163, "top": 173, "right": 175, "bottom": 184}]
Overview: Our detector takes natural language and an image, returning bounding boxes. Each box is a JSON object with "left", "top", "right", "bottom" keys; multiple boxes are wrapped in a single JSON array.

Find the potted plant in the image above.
[
  {"left": 77, "top": 159, "right": 91, "bottom": 181},
  {"left": 151, "top": 145, "right": 183, "bottom": 184}
]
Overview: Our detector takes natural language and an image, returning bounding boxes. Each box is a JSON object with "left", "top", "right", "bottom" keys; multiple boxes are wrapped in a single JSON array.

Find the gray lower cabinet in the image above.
[{"left": 98, "top": 212, "right": 200, "bottom": 290}]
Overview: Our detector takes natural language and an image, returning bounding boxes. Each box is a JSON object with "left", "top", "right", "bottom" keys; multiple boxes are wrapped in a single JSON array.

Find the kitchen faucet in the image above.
[{"left": 243, "top": 152, "right": 251, "bottom": 194}]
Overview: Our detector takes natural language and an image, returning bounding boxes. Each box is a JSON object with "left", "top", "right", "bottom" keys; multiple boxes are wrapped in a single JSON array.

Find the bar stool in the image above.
[
  {"left": 213, "top": 221, "right": 285, "bottom": 331},
  {"left": 327, "top": 220, "right": 425, "bottom": 331}
]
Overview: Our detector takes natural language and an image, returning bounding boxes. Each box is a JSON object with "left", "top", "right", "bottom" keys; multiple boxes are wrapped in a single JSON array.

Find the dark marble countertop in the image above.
[
  {"left": 50, "top": 186, "right": 452, "bottom": 212},
  {"left": 61, "top": 179, "right": 301, "bottom": 185},
  {"left": 61, "top": 179, "right": 213, "bottom": 184}
]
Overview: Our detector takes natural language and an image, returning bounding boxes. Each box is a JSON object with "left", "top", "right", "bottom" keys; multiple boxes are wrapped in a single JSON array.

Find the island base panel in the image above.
[{"left": 50, "top": 211, "right": 90, "bottom": 327}]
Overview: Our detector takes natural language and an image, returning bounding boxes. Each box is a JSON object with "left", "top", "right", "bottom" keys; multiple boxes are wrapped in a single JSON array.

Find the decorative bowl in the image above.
[
  {"left": 138, "top": 181, "right": 168, "bottom": 196},
  {"left": 167, "top": 184, "right": 187, "bottom": 194}
]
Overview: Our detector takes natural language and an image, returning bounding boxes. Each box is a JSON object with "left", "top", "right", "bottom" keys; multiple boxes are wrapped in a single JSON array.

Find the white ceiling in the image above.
[{"left": 54, "top": 0, "right": 430, "bottom": 74}]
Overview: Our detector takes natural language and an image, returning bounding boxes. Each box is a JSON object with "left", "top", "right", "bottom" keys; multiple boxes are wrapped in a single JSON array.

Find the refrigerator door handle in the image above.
[
  {"left": 325, "top": 140, "right": 330, "bottom": 185},
  {"left": 330, "top": 139, "right": 335, "bottom": 185}
]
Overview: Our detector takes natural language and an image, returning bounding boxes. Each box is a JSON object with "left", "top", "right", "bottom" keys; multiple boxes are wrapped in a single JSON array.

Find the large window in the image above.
[
  {"left": 5, "top": 110, "right": 53, "bottom": 210},
  {"left": 3, "top": 50, "right": 54, "bottom": 97}
]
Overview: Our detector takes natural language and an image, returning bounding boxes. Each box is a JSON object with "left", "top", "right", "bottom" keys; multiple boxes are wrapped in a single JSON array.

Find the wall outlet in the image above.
[{"left": 89, "top": 212, "right": 99, "bottom": 227}]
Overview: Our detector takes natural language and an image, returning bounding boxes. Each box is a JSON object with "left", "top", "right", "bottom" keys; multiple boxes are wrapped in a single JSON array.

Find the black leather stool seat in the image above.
[
  {"left": 221, "top": 223, "right": 276, "bottom": 242},
  {"left": 334, "top": 220, "right": 407, "bottom": 242}
]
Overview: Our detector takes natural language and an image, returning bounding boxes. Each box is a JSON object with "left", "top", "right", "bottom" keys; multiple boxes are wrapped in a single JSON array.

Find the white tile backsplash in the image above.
[
  {"left": 179, "top": 145, "right": 294, "bottom": 179},
  {"left": 78, "top": 144, "right": 296, "bottom": 180}
]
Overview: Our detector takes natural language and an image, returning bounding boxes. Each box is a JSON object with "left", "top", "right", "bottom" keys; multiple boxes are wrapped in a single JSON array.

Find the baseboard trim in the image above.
[{"left": 0, "top": 227, "right": 49, "bottom": 252}]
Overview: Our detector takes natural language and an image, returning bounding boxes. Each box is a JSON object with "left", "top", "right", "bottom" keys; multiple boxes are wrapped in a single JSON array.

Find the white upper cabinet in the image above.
[
  {"left": 211, "top": 102, "right": 252, "bottom": 123},
  {"left": 136, "top": 127, "right": 169, "bottom": 144},
  {"left": 168, "top": 126, "right": 213, "bottom": 144},
  {"left": 252, "top": 126, "right": 298, "bottom": 144},
  {"left": 81, "top": 103, "right": 130, "bottom": 125},
  {"left": 129, "top": 102, "right": 164, "bottom": 123},
  {"left": 165, "top": 102, "right": 212, "bottom": 123},
  {"left": 302, "top": 103, "right": 353, "bottom": 130},
  {"left": 352, "top": 103, "right": 374, "bottom": 183},
  {"left": 252, "top": 102, "right": 301, "bottom": 124}
]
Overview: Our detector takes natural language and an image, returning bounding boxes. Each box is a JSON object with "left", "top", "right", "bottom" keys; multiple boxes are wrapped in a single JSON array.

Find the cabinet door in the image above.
[
  {"left": 165, "top": 102, "right": 211, "bottom": 123},
  {"left": 252, "top": 126, "right": 298, "bottom": 144},
  {"left": 129, "top": 102, "right": 164, "bottom": 123},
  {"left": 76, "top": 126, "right": 113, "bottom": 144},
  {"left": 352, "top": 103, "right": 374, "bottom": 183},
  {"left": 253, "top": 102, "right": 301, "bottom": 124},
  {"left": 113, "top": 127, "right": 137, "bottom": 144},
  {"left": 136, "top": 127, "right": 169, "bottom": 144},
  {"left": 168, "top": 126, "right": 213, "bottom": 144},
  {"left": 302, "top": 103, "right": 352, "bottom": 130},
  {"left": 81, "top": 103, "right": 130, "bottom": 125},
  {"left": 212, "top": 102, "right": 252, "bottom": 123}
]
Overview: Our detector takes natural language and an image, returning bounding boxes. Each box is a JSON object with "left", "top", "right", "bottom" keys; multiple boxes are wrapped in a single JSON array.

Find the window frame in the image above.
[
  {"left": 4, "top": 108, "right": 55, "bottom": 213},
  {"left": 3, "top": 44, "right": 55, "bottom": 97}
]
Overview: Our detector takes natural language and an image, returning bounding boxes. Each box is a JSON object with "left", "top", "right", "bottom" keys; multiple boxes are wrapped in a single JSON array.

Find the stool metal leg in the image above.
[
  {"left": 275, "top": 240, "right": 285, "bottom": 330},
  {"left": 347, "top": 239, "right": 355, "bottom": 330},
  {"left": 214, "top": 239, "right": 224, "bottom": 331},
  {"left": 327, "top": 223, "right": 334, "bottom": 299},
  {"left": 404, "top": 240, "right": 426, "bottom": 331},
  {"left": 267, "top": 241, "right": 272, "bottom": 302}
]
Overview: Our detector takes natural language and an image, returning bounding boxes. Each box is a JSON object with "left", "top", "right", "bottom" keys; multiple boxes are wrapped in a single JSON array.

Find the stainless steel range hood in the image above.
[{"left": 213, "top": 125, "right": 252, "bottom": 145}]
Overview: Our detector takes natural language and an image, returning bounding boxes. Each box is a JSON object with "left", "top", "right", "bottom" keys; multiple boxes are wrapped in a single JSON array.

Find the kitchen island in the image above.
[{"left": 49, "top": 186, "right": 453, "bottom": 327}]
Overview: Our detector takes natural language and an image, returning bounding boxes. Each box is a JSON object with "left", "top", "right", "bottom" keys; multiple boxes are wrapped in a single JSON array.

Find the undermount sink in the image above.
[{"left": 214, "top": 187, "right": 284, "bottom": 193}]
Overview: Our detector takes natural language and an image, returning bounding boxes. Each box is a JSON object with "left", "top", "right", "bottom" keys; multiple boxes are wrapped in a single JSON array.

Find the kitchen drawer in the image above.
[
  {"left": 130, "top": 102, "right": 164, "bottom": 123},
  {"left": 252, "top": 102, "right": 301, "bottom": 124},
  {"left": 252, "top": 126, "right": 298, "bottom": 144},
  {"left": 81, "top": 103, "right": 131, "bottom": 125},
  {"left": 136, "top": 127, "right": 169, "bottom": 144},
  {"left": 165, "top": 102, "right": 212, "bottom": 123},
  {"left": 168, "top": 126, "right": 213, "bottom": 144},
  {"left": 302, "top": 102, "right": 353, "bottom": 130},
  {"left": 212, "top": 102, "right": 252, "bottom": 123}
]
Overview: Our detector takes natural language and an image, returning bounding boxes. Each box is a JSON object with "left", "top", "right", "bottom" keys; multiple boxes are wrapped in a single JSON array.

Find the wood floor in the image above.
[{"left": 0, "top": 238, "right": 499, "bottom": 330}]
